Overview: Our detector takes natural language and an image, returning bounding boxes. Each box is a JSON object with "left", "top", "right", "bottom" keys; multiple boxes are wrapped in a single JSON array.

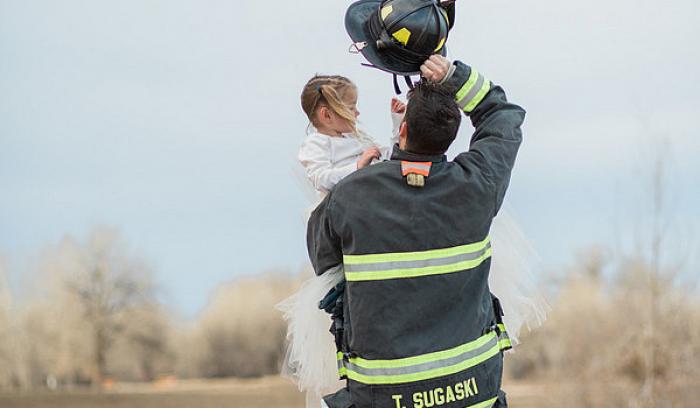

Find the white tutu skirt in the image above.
[
  {"left": 489, "top": 211, "right": 549, "bottom": 341},
  {"left": 277, "top": 265, "right": 345, "bottom": 408}
]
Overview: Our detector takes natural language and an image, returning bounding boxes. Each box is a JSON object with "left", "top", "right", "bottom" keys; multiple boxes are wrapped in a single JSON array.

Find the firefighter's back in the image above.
[{"left": 328, "top": 156, "right": 510, "bottom": 408}]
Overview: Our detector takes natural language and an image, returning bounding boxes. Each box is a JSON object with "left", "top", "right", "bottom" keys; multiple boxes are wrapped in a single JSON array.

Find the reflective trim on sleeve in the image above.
[
  {"left": 455, "top": 69, "right": 491, "bottom": 113},
  {"left": 337, "top": 352, "right": 347, "bottom": 378},
  {"left": 497, "top": 323, "right": 512, "bottom": 351},
  {"left": 340, "top": 331, "right": 500, "bottom": 385},
  {"left": 343, "top": 237, "right": 491, "bottom": 282}
]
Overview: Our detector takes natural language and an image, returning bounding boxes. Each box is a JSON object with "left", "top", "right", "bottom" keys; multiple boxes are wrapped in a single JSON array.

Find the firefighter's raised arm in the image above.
[{"left": 423, "top": 55, "right": 526, "bottom": 215}]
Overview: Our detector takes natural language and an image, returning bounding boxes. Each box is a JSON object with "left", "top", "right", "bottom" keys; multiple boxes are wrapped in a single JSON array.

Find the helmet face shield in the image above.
[{"left": 345, "top": 0, "right": 452, "bottom": 76}]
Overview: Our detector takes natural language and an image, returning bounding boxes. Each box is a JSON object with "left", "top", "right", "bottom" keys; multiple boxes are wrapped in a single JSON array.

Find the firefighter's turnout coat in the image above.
[{"left": 307, "top": 62, "right": 525, "bottom": 408}]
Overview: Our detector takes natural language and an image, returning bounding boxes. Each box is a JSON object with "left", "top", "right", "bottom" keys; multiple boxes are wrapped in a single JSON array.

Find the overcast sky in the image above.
[{"left": 1, "top": 0, "right": 698, "bottom": 317}]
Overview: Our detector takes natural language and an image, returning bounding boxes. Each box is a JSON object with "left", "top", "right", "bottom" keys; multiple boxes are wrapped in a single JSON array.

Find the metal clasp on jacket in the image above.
[{"left": 485, "top": 323, "right": 501, "bottom": 337}]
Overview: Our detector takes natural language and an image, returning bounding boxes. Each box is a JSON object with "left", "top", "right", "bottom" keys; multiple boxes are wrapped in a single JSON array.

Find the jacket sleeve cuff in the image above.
[
  {"left": 444, "top": 61, "right": 492, "bottom": 114},
  {"left": 438, "top": 61, "right": 457, "bottom": 85}
]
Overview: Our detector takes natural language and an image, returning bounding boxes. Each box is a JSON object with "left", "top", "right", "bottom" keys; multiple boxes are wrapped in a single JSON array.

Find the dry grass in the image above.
[{"left": 0, "top": 376, "right": 552, "bottom": 408}]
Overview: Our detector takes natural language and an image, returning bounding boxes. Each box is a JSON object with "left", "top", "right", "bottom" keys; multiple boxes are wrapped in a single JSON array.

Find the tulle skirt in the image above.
[{"left": 277, "top": 265, "right": 345, "bottom": 407}]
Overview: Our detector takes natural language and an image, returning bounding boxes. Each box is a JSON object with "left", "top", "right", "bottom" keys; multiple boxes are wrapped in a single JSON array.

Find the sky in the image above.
[{"left": 1, "top": 0, "right": 698, "bottom": 318}]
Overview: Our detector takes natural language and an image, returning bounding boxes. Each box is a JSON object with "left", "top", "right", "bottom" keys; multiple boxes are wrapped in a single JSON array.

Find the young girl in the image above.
[
  {"left": 280, "top": 75, "right": 406, "bottom": 408},
  {"left": 297, "top": 75, "right": 405, "bottom": 196}
]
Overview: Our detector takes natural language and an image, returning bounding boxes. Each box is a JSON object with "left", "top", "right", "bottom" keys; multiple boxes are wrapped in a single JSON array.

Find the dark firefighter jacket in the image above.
[{"left": 307, "top": 61, "right": 526, "bottom": 408}]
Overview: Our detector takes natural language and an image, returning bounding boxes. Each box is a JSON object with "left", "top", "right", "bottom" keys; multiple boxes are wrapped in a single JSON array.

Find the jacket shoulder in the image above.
[{"left": 333, "top": 161, "right": 398, "bottom": 191}]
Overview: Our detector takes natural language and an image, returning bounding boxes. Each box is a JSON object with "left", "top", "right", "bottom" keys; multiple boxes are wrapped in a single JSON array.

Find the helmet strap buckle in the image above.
[{"left": 348, "top": 42, "right": 368, "bottom": 54}]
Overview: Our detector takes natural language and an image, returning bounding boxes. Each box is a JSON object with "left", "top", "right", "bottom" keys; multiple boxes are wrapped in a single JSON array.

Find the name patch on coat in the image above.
[{"left": 390, "top": 377, "right": 479, "bottom": 408}]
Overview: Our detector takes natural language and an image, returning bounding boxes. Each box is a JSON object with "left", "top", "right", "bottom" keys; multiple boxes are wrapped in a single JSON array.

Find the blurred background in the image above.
[{"left": 1, "top": 0, "right": 698, "bottom": 407}]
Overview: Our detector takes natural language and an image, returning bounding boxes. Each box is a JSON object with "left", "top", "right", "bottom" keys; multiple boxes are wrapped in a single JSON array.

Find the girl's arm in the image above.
[
  {"left": 390, "top": 97, "right": 406, "bottom": 137},
  {"left": 298, "top": 136, "right": 357, "bottom": 193},
  {"left": 381, "top": 98, "right": 406, "bottom": 159}
]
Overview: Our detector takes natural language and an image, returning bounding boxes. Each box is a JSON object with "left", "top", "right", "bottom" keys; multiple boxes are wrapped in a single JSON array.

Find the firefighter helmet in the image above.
[{"left": 345, "top": 0, "right": 453, "bottom": 76}]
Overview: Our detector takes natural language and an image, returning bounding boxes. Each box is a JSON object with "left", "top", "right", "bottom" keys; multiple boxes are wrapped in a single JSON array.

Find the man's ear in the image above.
[{"left": 399, "top": 121, "right": 408, "bottom": 149}]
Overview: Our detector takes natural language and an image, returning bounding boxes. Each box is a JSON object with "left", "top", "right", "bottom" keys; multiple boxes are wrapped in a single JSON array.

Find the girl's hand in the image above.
[
  {"left": 391, "top": 98, "right": 406, "bottom": 114},
  {"left": 357, "top": 146, "right": 381, "bottom": 169},
  {"left": 420, "top": 54, "right": 452, "bottom": 83}
]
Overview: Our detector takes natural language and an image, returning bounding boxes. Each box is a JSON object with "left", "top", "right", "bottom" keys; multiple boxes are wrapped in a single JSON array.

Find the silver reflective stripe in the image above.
[
  {"left": 344, "top": 242, "right": 491, "bottom": 273},
  {"left": 345, "top": 335, "right": 498, "bottom": 377},
  {"left": 458, "top": 73, "right": 486, "bottom": 110},
  {"left": 344, "top": 238, "right": 492, "bottom": 282}
]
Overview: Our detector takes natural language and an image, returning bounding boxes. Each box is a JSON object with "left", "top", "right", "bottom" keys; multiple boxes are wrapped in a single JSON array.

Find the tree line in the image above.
[
  {"left": 0, "top": 227, "right": 697, "bottom": 408},
  {"left": 0, "top": 227, "right": 297, "bottom": 390}
]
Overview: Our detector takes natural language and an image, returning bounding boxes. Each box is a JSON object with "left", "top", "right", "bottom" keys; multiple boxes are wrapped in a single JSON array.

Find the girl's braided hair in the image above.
[{"left": 300, "top": 75, "right": 358, "bottom": 136}]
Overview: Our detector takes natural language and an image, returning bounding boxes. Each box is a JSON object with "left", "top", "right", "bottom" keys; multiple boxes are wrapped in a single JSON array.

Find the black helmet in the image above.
[{"left": 345, "top": 0, "right": 454, "bottom": 76}]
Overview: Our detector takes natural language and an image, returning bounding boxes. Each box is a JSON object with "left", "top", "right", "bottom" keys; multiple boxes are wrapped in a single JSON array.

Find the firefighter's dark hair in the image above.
[{"left": 404, "top": 82, "right": 461, "bottom": 155}]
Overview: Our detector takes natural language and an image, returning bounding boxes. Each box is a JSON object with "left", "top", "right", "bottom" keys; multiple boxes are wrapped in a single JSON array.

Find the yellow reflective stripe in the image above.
[
  {"left": 464, "top": 78, "right": 491, "bottom": 113},
  {"left": 344, "top": 237, "right": 490, "bottom": 265},
  {"left": 499, "top": 338, "right": 512, "bottom": 350},
  {"left": 496, "top": 324, "right": 512, "bottom": 350},
  {"left": 349, "top": 331, "right": 497, "bottom": 369},
  {"left": 440, "top": 8, "right": 450, "bottom": 26},
  {"left": 344, "top": 342, "right": 500, "bottom": 385},
  {"left": 434, "top": 37, "right": 446, "bottom": 52},
  {"left": 470, "top": 397, "right": 499, "bottom": 408},
  {"left": 340, "top": 332, "right": 501, "bottom": 385},
  {"left": 344, "top": 247, "right": 491, "bottom": 282},
  {"left": 337, "top": 352, "right": 347, "bottom": 377},
  {"left": 455, "top": 69, "right": 480, "bottom": 104}
]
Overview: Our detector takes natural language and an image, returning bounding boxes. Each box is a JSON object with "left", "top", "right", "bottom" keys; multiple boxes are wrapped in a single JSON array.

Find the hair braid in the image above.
[{"left": 300, "top": 75, "right": 358, "bottom": 136}]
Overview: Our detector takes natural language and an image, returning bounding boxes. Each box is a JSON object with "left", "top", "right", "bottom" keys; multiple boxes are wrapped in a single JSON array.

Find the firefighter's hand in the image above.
[
  {"left": 420, "top": 55, "right": 452, "bottom": 83},
  {"left": 391, "top": 97, "right": 406, "bottom": 114},
  {"left": 357, "top": 147, "right": 381, "bottom": 169}
]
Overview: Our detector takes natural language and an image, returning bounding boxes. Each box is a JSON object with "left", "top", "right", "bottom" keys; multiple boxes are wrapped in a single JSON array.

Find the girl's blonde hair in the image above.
[{"left": 300, "top": 75, "right": 358, "bottom": 136}]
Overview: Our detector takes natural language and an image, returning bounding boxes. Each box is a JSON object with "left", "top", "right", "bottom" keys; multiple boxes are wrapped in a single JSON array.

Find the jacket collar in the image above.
[{"left": 390, "top": 144, "right": 447, "bottom": 163}]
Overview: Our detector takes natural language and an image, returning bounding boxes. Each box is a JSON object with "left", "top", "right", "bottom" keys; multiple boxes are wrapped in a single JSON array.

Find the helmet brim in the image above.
[{"left": 345, "top": 0, "right": 447, "bottom": 76}]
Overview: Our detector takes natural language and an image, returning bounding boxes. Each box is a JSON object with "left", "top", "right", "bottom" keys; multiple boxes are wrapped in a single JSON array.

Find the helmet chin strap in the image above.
[{"left": 393, "top": 74, "right": 416, "bottom": 95}]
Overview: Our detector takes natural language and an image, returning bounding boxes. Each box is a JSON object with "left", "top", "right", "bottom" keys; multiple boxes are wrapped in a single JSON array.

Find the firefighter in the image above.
[
  {"left": 304, "top": 1, "right": 526, "bottom": 407},
  {"left": 308, "top": 3, "right": 527, "bottom": 406},
  {"left": 308, "top": 51, "right": 523, "bottom": 408}
]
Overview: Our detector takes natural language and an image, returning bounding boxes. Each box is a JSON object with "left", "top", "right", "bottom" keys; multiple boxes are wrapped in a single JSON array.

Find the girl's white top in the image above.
[{"left": 298, "top": 113, "right": 403, "bottom": 195}]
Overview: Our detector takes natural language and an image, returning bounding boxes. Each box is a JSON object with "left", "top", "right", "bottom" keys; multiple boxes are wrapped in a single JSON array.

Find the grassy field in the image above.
[{"left": 0, "top": 376, "right": 547, "bottom": 408}]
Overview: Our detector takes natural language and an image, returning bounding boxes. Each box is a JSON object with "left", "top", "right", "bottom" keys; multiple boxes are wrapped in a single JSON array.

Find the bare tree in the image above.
[
  {"left": 35, "top": 227, "right": 156, "bottom": 388},
  {"left": 190, "top": 272, "right": 294, "bottom": 378},
  {"left": 119, "top": 304, "right": 174, "bottom": 381},
  {"left": 0, "top": 257, "right": 31, "bottom": 390}
]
